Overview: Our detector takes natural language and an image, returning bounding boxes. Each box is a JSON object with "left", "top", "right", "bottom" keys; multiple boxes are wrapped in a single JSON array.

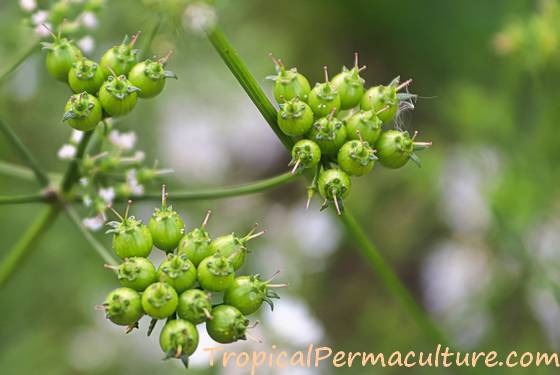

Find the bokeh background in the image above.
[{"left": 1, "top": 0, "right": 560, "bottom": 374}]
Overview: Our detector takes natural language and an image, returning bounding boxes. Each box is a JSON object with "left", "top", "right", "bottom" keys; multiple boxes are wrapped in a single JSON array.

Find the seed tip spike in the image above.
[
  {"left": 354, "top": 51, "right": 359, "bottom": 68},
  {"left": 396, "top": 78, "right": 413, "bottom": 92},
  {"left": 201, "top": 210, "right": 212, "bottom": 228},
  {"left": 323, "top": 65, "right": 329, "bottom": 82},
  {"left": 332, "top": 191, "right": 342, "bottom": 216},
  {"left": 291, "top": 159, "right": 301, "bottom": 174}
]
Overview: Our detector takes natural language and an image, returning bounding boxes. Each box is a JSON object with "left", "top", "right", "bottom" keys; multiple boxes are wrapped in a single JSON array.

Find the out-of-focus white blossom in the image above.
[
  {"left": 82, "top": 195, "right": 93, "bottom": 207},
  {"left": 19, "top": 0, "right": 37, "bottom": 12},
  {"left": 81, "top": 11, "right": 98, "bottom": 29},
  {"left": 78, "top": 36, "right": 95, "bottom": 54},
  {"left": 79, "top": 177, "right": 89, "bottom": 186},
  {"left": 98, "top": 187, "right": 115, "bottom": 204},
  {"left": 109, "top": 130, "right": 137, "bottom": 150},
  {"left": 58, "top": 144, "right": 77, "bottom": 160},
  {"left": 71, "top": 130, "right": 84, "bottom": 144},
  {"left": 83, "top": 215, "right": 105, "bottom": 231},
  {"left": 31, "top": 10, "right": 49, "bottom": 25},
  {"left": 34, "top": 22, "right": 52, "bottom": 38},
  {"left": 126, "top": 169, "right": 144, "bottom": 195},
  {"left": 183, "top": 2, "right": 217, "bottom": 33}
]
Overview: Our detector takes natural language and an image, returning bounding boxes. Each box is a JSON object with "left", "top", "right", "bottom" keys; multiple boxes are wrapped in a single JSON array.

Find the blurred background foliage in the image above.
[{"left": 1, "top": 0, "right": 560, "bottom": 374}]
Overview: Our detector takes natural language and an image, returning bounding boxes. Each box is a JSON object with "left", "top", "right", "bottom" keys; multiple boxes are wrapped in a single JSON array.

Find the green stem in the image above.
[
  {"left": 0, "top": 40, "right": 40, "bottom": 85},
  {"left": 65, "top": 205, "right": 118, "bottom": 266},
  {"left": 0, "top": 205, "right": 60, "bottom": 287},
  {"left": 0, "top": 161, "right": 36, "bottom": 181},
  {"left": 141, "top": 15, "right": 162, "bottom": 58},
  {"left": 0, "top": 119, "right": 51, "bottom": 187},
  {"left": 339, "top": 212, "right": 448, "bottom": 345},
  {"left": 131, "top": 172, "right": 297, "bottom": 201},
  {"left": 0, "top": 193, "right": 46, "bottom": 205},
  {"left": 205, "top": 24, "right": 447, "bottom": 345},
  {"left": 60, "top": 130, "right": 94, "bottom": 193},
  {"left": 206, "top": 27, "right": 294, "bottom": 149}
]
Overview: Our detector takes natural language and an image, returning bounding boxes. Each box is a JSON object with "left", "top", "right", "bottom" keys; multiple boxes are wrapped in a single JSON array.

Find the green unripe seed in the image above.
[
  {"left": 102, "top": 287, "right": 144, "bottom": 326},
  {"left": 306, "top": 115, "right": 347, "bottom": 157},
  {"left": 206, "top": 305, "right": 249, "bottom": 344},
  {"left": 318, "top": 169, "right": 351, "bottom": 201},
  {"left": 98, "top": 75, "right": 139, "bottom": 117},
  {"left": 224, "top": 275, "right": 282, "bottom": 316},
  {"left": 197, "top": 253, "right": 235, "bottom": 292},
  {"left": 68, "top": 59, "right": 105, "bottom": 94},
  {"left": 345, "top": 110, "right": 383, "bottom": 144},
  {"left": 209, "top": 227, "right": 264, "bottom": 271},
  {"left": 376, "top": 129, "right": 430, "bottom": 169},
  {"left": 43, "top": 37, "right": 83, "bottom": 82},
  {"left": 290, "top": 139, "right": 321, "bottom": 173},
  {"left": 148, "top": 192, "right": 185, "bottom": 252},
  {"left": 331, "top": 56, "right": 366, "bottom": 110},
  {"left": 158, "top": 253, "right": 197, "bottom": 293},
  {"left": 141, "top": 282, "right": 179, "bottom": 319},
  {"left": 360, "top": 85, "right": 399, "bottom": 123},
  {"left": 128, "top": 58, "right": 177, "bottom": 98},
  {"left": 160, "top": 319, "right": 199, "bottom": 358},
  {"left": 270, "top": 56, "right": 311, "bottom": 102},
  {"left": 115, "top": 257, "right": 157, "bottom": 291},
  {"left": 277, "top": 97, "right": 314, "bottom": 137},
  {"left": 337, "top": 140, "right": 377, "bottom": 176},
  {"left": 177, "top": 211, "right": 213, "bottom": 266},
  {"left": 63, "top": 92, "right": 102, "bottom": 131},
  {"left": 177, "top": 289, "right": 213, "bottom": 325},
  {"left": 100, "top": 33, "right": 140, "bottom": 77}
]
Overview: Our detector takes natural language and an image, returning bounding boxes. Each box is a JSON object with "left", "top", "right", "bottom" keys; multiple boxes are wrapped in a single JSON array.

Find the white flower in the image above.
[
  {"left": 126, "top": 169, "right": 144, "bottom": 195},
  {"left": 34, "top": 23, "right": 52, "bottom": 38},
  {"left": 57, "top": 144, "right": 77, "bottom": 160},
  {"left": 79, "top": 177, "right": 89, "bottom": 187},
  {"left": 109, "top": 130, "right": 137, "bottom": 150},
  {"left": 183, "top": 2, "right": 217, "bottom": 33},
  {"left": 98, "top": 187, "right": 115, "bottom": 204},
  {"left": 31, "top": 10, "right": 49, "bottom": 25},
  {"left": 83, "top": 215, "right": 105, "bottom": 231},
  {"left": 133, "top": 151, "right": 145, "bottom": 162},
  {"left": 82, "top": 195, "right": 93, "bottom": 207},
  {"left": 78, "top": 36, "right": 95, "bottom": 54},
  {"left": 19, "top": 0, "right": 37, "bottom": 12},
  {"left": 81, "top": 11, "right": 98, "bottom": 29},
  {"left": 70, "top": 130, "right": 84, "bottom": 144}
]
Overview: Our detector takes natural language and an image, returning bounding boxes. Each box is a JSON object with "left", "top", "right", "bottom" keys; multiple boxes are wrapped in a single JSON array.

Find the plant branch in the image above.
[
  {"left": 141, "top": 15, "right": 162, "bottom": 58},
  {"left": 0, "top": 193, "right": 47, "bottom": 205},
  {"left": 0, "top": 40, "right": 40, "bottom": 85},
  {"left": 60, "top": 130, "right": 94, "bottom": 193},
  {"left": 0, "top": 119, "right": 51, "bottom": 187},
  {"left": 205, "top": 24, "right": 447, "bottom": 345},
  {"left": 0, "top": 205, "right": 60, "bottom": 287},
  {"left": 0, "top": 160, "right": 36, "bottom": 181},
  {"left": 130, "top": 172, "right": 297, "bottom": 202},
  {"left": 206, "top": 27, "right": 294, "bottom": 149},
  {"left": 65, "top": 205, "right": 118, "bottom": 266}
]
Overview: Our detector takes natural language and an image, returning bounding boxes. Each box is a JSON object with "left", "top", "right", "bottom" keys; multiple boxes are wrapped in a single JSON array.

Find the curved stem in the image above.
[
  {"left": 65, "top": 205, "right": 118, "bottom": 266},
  {"left": 0, "top": 119, "right": 51, "bottom": 187},
  {"left": 0, "top": 193, "right": 46, "bottom": 205},
  {"left": 0, "top": 40, "right": 40, "bottom": 85},
  {"left": 339, "top": 212, "right": 448, "bottom": 345},
  {"left": 205, "top": 25, "right": 447, "bottom": 345},
  {"left": 60, "top": 130, "right": 94, "bottom": 193},
  {"left": 0, "top": 205, "right": 60, "bottom": 287},
  {"left": 141, "top": 15, "right": 162, "bottom": 58},
  {"left": 130, "top": 172, "right": 297, "bottom": 202}
]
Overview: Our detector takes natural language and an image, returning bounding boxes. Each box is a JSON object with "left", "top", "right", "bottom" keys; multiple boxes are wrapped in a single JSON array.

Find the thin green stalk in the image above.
[
  {"left": 132, "top": 172, "right": 297, "bottom": 201},
  {"left": 60, "top": 130, "right": 93, "bottom": 193},
  {"left": 141, "top": 16, "right": 162, "bottom": 58},
  {"left": 0, "top": 160, "right": 36, "bottom": 181},
  {"left": 0, "top": 119, "right": 50, "bottom": 187},
  {"left": 205, "top": 25, "right": 447, "bottom": 345},
  {"left": 0, "top": 40, "right": 40, "bottom": 85},
  {"left": 339, "top": 212, "right": 448, "bottom": 345},
  {"left": 65, "top": 205, "right": 118, "bottom": 266},
  {"left": 0, "top": 193, "right": 46, "bottom": 205},
  {"left": 0, "top": 205, "right": 60, "bottom": 287},
  {"left": 206, "top": 27, "right": 293, "bottom": 149}
]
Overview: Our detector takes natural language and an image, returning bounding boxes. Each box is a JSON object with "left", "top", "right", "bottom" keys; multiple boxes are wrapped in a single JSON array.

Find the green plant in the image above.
[{"left": 0, "top": 3, "right": 451, "bottom": 365}]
